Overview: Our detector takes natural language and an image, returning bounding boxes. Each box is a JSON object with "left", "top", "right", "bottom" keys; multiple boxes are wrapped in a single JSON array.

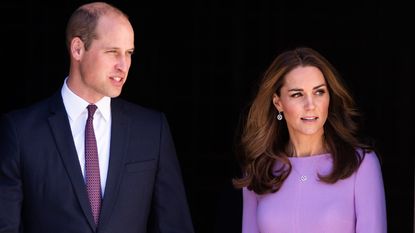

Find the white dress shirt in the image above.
[{"left": 61, "top": 78, "right": 111, "bottom": 196}]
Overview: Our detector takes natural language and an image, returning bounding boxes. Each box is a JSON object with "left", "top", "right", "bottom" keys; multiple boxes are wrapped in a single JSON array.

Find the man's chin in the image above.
[{"left": 107, "top": 89, "right": 123, "bottom": 98}]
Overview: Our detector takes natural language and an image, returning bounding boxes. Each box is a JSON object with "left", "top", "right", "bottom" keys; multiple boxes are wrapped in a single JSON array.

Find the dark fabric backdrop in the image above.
[{"left": 1, "top": 0, "right": 413, "bottom": 232}]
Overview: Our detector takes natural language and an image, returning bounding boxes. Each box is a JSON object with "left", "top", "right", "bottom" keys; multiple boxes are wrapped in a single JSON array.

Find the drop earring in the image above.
[{"left": 277, "top": 111, "right": 283, "bottom": 121}]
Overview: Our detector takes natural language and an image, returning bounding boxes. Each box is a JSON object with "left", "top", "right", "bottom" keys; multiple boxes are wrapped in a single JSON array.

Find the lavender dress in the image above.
[{"left": 242, "top": 151, "right": 387, "bottom": 233}]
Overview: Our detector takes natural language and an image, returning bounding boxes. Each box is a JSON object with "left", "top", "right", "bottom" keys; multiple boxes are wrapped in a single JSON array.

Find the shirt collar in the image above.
[{"left": 61, "top": 77, "right": 111, "bottom": 122}]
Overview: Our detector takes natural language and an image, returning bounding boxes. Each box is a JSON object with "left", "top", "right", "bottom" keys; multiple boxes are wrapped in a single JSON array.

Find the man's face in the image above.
[{"left": 77, "top": 13, "right": 135, "bottom": 103}]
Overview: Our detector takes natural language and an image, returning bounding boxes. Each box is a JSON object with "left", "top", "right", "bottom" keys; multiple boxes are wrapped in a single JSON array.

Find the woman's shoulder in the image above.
[
  {"left": 355, "top": 147, "right": 378, "bottom": 160},
  {"left": 355, "top": 148, "right": 382, "bottom": 175}
]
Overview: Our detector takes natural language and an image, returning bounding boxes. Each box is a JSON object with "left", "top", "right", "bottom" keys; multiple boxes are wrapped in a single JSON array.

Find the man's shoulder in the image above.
[
  {"left": 112, "top": 98, "right": 165, "bottom": 121},
  {"left": 4, "top": 92, "right": 60, "bottom": 119}
]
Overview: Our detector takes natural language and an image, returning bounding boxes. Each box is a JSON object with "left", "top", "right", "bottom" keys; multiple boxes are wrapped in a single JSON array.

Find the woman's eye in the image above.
[
  {"left": 315, "top": 89, "right": 326, "bottom": 95},
  {"left": 291, "top": 93, "right": 302, "bottom": 98}
]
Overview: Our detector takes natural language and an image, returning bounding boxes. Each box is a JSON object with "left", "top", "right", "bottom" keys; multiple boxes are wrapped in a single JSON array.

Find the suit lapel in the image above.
[
  {"left": 99, "top": 99, "right": 130, "bottom": 226},
  {"left": 47, "top": 93, "right": 96, "bottom": 230}
]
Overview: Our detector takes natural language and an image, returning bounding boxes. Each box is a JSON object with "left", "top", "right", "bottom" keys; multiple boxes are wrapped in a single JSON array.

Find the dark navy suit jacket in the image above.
[{"left": 0, "top": 92, "right": 194, "bottom": 233}]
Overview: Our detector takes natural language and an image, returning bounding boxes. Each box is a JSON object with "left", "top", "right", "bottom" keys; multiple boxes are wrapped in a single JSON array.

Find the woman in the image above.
[{"left": 233, "top": 47, "right": 386, "bottom": 233}]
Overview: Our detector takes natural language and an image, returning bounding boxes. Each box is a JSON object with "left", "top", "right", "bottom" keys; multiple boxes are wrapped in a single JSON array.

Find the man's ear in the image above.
[
  {"left": 272, "top": 93, "right": 283, "bottom": 112},
  {"left": 70, "top": 37, "right": 84, "bottom": 61}
]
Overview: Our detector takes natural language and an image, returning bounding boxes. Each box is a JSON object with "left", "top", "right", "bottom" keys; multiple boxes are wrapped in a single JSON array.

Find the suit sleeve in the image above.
[
  {"left": 0, "top": 114, "right": 23, "bottom": 232},
  {"left": 242, "top": 187, "right": 259, "bottom": 233},
  {"left": 152, "top": 113, "right": 194, "bottom": 233},
  {"left": 355, "top": 151, "right": 387, "bottom": 233}
]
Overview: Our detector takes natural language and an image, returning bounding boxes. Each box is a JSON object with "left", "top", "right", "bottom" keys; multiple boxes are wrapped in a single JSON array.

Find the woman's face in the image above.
[{"left": 273, "top": 66, "right": 330, "bottom": 139}]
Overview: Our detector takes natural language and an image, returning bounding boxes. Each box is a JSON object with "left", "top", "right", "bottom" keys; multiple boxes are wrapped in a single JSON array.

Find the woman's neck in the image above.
[{"left": 287, "top": 134, "right": 327, "bottom": 157}]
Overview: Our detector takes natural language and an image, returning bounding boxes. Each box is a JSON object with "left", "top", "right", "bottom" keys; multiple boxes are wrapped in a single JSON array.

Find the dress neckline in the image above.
[{"left": 288, "top": 152, "right": 331, "bottom": 160}]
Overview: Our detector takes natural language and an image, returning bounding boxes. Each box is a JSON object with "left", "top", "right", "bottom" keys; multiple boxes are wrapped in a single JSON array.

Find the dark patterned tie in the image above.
[{"left": 85, "top": 104, "right": 101, "bottom": 225}]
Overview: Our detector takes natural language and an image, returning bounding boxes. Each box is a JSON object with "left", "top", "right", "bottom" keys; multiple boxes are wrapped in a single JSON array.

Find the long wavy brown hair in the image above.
[{"left": 233, "top": 47, "right": 371, "bottom": 194}]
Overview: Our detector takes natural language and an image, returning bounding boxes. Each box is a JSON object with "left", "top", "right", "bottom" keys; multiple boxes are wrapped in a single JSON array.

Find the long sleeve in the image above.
[
  {"left": 354, "top": 152, "right": 387, "bottom": 233},
  {"left": 0, "top": 114, "right": 22, "bottom": 233},
  {"left": 242, "top": 187, "right": 259, "bottom": 233},
  {"left": 151, "top": 113, "right": 194, "bottom": 233}
]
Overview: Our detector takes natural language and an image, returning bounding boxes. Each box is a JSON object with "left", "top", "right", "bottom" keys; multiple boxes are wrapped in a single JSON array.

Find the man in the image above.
[{"left": 0, "top": 2, "right": 194, "bottom": 233}]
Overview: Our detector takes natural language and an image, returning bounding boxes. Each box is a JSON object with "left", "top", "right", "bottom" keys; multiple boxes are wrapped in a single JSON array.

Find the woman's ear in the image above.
[
  {"left": 70, "top": 37, "right": 85, "bottom": 61},
  {"left": 272, "top": 93, "right": 283, "bottom": 112}
]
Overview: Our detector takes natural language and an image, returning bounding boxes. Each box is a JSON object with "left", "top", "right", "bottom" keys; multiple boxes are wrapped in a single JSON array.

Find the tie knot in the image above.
[{"left": 87, "top": 104, "right": 98, "bottom": 118}]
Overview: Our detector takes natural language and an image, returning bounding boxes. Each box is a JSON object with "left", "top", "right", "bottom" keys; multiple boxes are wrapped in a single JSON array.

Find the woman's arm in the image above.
[
  {"left": 242, "top": 187, "right": 260, "bottom": 233},
  {"left": 355, "top": 151, "right": 387, "bottom": 233}
]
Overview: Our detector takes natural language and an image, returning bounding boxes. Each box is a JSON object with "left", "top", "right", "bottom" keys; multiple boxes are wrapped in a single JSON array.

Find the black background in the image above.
[{"left": 1, "top": 0, "right": 413, "bottom": 232}]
